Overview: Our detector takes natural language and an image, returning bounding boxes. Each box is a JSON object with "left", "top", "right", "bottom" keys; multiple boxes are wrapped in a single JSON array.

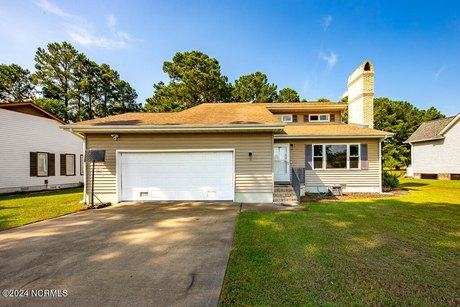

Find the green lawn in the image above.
[
  {"left": 0, "top": 187, "right": 85, "bottom": 231},
  {"left": 220, "top": 178, "right": 460, "bottom": 306}
]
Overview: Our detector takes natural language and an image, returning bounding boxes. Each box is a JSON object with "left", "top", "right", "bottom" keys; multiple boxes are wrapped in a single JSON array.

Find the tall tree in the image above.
[
  {"left": 421, "top": 106, "right": 444, "bottom": 122},
  {"left": 32, "top": 41, "right": 139, "bottom": 122},
  {"left": 338, "top": 96, "right": 348, "bottom": 123},
  {"left": 32, "top": 42, "right": 80, "bottom": 121},
  {"left": 373, "top": 97, "right": 444, "bottom": 169},
  {"left": 35, "top": 98, "right": 68, "bottom": 121},
  {"left": 317, "top": 97, "right": 331, "bottom": 102},
  {"left": 0, "top": 64, "right": 35, "bottom": 102},
  {"left": 145, "top": 51, "right": 231, "bottom": 112},
  {"left": 72, "top": 56, "right": 102, "bottom": 121},
  {"left": 277, "top": 88, "right": 300, "bottom": 102},
  {"left": 232, "top": 72, "right": 278, "bottom": 102},
  {"left": 109, "top": 80, "right": 139, "bottom": 115},
  {"left": 97, "top": 64, "right": 119, "bottom": 117}
]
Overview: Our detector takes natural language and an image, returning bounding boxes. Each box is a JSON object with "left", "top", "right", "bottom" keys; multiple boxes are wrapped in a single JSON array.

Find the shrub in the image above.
[{"left": 382, "top": 171, "right": 400, "bottom": 190}]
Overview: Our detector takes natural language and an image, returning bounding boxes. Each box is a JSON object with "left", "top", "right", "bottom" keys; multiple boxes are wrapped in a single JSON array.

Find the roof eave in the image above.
[
  {"left": 61, "top": 123, "right": 286, "bottom": 133},
  {"left": 265, "top": 106, "right": 346, "bottom": 111},
  {"left": 404, "top": 136, "right": 445, "bottom": 144},
  {"left": 274, "top": 133, "right": 392, "bottom": 139}
]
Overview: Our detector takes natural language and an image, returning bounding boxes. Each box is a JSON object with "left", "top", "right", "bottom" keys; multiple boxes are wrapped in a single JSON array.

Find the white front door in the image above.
[{"left": 274, "top": 144, "right": 290, "bottom": 182}]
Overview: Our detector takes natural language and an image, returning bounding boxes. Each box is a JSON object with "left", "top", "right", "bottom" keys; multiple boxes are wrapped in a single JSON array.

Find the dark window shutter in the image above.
[
  {"left": 360, "top": 144, "right": 369, "bottom": 170},
  {"left": 49, "top": 153, "right": 55, "bottom": 176},
  {"left": 304, "top": 115, "right": 309, "bottom": 122},
  {"left": 60, "top": 154, "right": 66, "bottom": 175},
  {"left": 305, "top": 144, "right": 313, "bottom": 170},
  {"left": 292, "top": 115, "right": 297, "bottom": 122},
  {"left": 30, "top": 152, "right": 38, "bottom": 177},
  {"left": 330, "top": 114, "right": 335, "bottom": 122}
]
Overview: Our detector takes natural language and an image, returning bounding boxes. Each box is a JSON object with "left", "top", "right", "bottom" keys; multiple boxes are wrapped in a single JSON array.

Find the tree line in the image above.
[
  {"left": 0, "top": 46, "right": 446, "bottom": 168},
  {"left": 339, "top": 96, "right": 445, "bottom": 169},
  {"left": 0, "top": 42, "right": 140, "bottom": 122},
  {"left": 144, "top": 51, "right": 306, "bottom": 112}
]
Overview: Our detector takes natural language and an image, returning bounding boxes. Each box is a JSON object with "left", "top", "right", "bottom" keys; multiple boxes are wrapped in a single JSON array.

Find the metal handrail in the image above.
[{"left": 291, "top": 167, "right": 301, "bottom": 201}]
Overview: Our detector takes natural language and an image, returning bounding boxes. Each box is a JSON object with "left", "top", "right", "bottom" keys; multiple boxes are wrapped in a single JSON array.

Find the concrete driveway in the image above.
[{"left": 0, "top": 202, "right": 239, "bottom": 307}]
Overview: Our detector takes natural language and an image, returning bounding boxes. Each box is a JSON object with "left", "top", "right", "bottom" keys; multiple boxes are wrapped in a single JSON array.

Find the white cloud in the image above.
[
  {"left": 35, "top": 0, "right": 68, "bottom": 17},
  {"left": 107, "top": 15, "right": 117, "bottom": 28},
  {"left": 34, "top": 0, "right": 136, "bottom": 49},
  {"left": 322, "top": 15, "right": 333, "bottom": 31},
  {"left": 66, "top": 25, "right": 127, "bottom": 48},
  {"left": 434, "top": 65, "right": 448, "bottom": 79},
  {"left": 35, "top": 0, "right": 82, "bottom": 21},
  {"left": 320, "top": 51, "right": 338, "bottom": 69}
]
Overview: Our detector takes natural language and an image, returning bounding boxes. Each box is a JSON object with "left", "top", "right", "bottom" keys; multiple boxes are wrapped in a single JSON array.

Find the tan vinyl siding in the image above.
[
  {"left": 275, "top": 138, "right": 380, "bottom": 189},
  {"left": 86, "top": 133, "right": 274, "bottom": 196}
]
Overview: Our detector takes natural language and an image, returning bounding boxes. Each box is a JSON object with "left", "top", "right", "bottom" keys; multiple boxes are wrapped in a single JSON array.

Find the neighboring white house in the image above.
[
  {"left": 405, "top": 113, "right": 460, "bottom": 180},
  {"left": 0, "top": 102, "right": 84, "bottom": 194}
]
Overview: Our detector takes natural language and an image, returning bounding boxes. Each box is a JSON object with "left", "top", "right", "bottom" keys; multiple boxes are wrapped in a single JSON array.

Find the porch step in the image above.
[{"left": 274, "top": 185, "right": 298, "bottom": 205}]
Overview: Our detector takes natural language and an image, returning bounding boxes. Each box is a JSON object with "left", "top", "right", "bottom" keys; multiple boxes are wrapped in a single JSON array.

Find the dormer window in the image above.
[
  {"left": 276, "top": 114, "right": 293, "bottom": 122},
  {"left": 309, "top": 114, "right": 329, "bottom": 122}
]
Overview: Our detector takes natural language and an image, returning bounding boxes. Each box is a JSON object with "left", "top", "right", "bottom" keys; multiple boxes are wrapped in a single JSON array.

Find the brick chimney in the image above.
[{"left": 347, "top": 60, "right": 374, "bottom": 128}]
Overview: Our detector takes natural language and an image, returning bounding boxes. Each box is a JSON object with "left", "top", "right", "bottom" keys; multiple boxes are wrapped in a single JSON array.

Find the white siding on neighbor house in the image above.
[
  {"left": 0, "top": 109, "right": 83, "bottom": 193},
  {"left": 412, "top": 120, "right": 460, "bottom": 174},
  {"left": 275, "top": 138, "right": 381, "bottom": 192},
  {"left": 85, "top": 133, "right": 274, "bottom": 203}
]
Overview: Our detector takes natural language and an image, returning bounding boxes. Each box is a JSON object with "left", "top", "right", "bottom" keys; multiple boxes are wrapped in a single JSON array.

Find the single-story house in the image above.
[
  {"left": 0, "top": 102, "right": 84, "bottom": 194},
  {"left": 63, "top": 60, "right": 393, "bottom": 204},
  {"left": 405, "top": 113, "right": 460, "bottom": 180}
]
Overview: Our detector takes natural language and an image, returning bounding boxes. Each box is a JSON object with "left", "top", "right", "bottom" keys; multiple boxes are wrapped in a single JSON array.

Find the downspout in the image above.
[
  {"left": 379, "top": 138, "right": 383, "bottom": 193},
  {"left": 83, "top": 135, "right": 87, "bottom": 204},
  {"left": 410, "top": 142, "right": 414, "bottom": 178}
]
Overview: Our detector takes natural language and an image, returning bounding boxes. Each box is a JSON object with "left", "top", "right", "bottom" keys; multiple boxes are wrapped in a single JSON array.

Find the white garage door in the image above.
[{"left": 119, "top": 151, "right": 234, "bottom": 201}]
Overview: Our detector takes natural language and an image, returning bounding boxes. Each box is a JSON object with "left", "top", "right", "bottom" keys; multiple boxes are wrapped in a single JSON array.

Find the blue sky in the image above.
[{"left": 1, "top": 0, "right": 459, "bottom": 115}]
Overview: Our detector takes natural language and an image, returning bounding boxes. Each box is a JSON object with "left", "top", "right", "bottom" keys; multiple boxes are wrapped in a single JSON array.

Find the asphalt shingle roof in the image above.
[
  {"left": 73, "top": 103, "right": 283, "bottom": 126},
  {"left": 66, "top": 102, "right": 393, "bottom": 137},
  {"left": 280, "top": 124, "right": 392, "bottom": 137},
  {"left": 405, "top": 115, "right": 458, "bottom": 143}
]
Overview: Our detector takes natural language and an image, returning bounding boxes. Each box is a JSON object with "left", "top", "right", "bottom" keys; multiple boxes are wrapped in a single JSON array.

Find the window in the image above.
[
  {"left": 61, "top": 154, "right": 76, "bottom": 176},
  {"left": 349, "top": 144, "right": 360, "bottom": 169},
  {"left": 312, "top": 144, "right": 360, "bottom": 169},
  {"left": 66, "top": 154, "right": 76, "bottom": 176},
  {"left": 37, "top": 153, "right": 49, "bottom": 176},
  {"left": 276, "top": 114, "right": 293, "bottom": 122},
  {"left": 326, "top": 145, "right": 347, "bottom": 169},
  {"left": 313, "top": 145, "right": 324, "bottom": 169},
  {"left": 309, "top": 114, "right": 330, "bottom": 122},
  {"left": 80, "top": 154, "right": 84, "bottom": 175}
]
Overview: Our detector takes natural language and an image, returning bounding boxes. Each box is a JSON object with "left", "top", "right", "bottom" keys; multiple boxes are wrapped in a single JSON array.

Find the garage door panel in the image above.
[{"left": 120, "top": 151, "right": 233, "bottom": 201}]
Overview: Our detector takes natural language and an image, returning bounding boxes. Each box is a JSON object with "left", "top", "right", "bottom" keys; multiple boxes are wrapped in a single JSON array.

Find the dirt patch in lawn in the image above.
[{"left": 301, "top": 189, "right": 408, "bottom": 203}]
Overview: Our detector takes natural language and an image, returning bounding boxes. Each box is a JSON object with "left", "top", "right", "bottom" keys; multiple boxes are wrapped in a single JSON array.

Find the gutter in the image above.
[
  {"left": 266, "top": 106, "right": 346, "bottom": 111},
  {"left": 403, "top": 136, "right": 444, "bottom": 144},
  {"left": 274, "top": 133, "right": 394, "bottom": 139},
  {"left": 61, "top": 123, "right": 286, "bottom": 133}
]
